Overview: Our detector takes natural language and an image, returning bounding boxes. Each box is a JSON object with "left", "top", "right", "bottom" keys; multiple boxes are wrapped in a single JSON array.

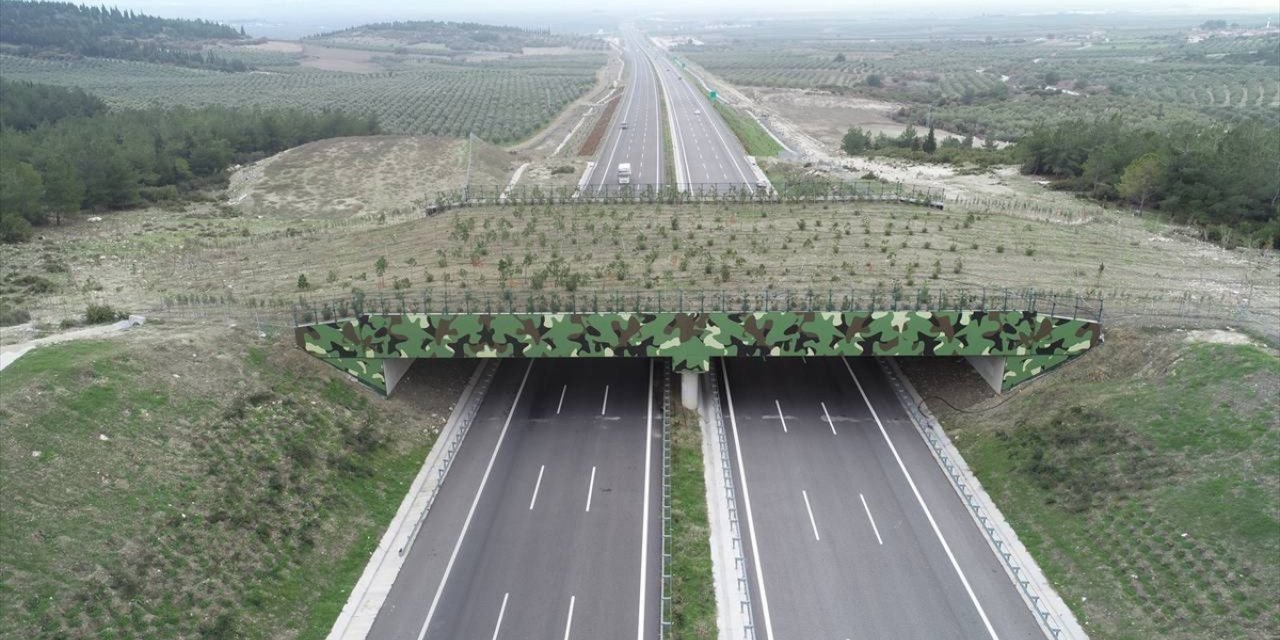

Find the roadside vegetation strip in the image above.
[
  {"left": 711, "top": 101, "right": 783, "bottom": 158},
  {"left": 906, "top": 329, "right": 1280, "bottom": 640},
  {"left": 0, "top": 331, "right": 468, "bottom": 640},
  {"left": 578, "top": 91, "right": 622, "bottom": 157},
  {"left": 658, "top": 79, "right": 678, "bottom": 187},
  {"left": 669, "top": 405, "right": 717, "bottom": 639}
]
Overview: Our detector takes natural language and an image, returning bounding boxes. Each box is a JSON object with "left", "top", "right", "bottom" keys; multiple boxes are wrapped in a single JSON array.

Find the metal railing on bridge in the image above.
[
  {"left": 448, "top": 180, "right": 944, "bottom": 208},
  {"left": 291, "top": 287, "right": 1103, "bottom": 327}
]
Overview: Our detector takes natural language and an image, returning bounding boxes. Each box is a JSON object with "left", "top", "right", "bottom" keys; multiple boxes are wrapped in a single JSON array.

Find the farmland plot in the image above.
[{"left": 0, "top": 53, "right": 604, "bottom": 144}]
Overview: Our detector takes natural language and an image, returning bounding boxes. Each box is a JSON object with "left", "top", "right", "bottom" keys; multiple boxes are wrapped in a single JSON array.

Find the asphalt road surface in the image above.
[
  {"left": 719, "top": 356, "right": 1045, "bottom": 640},
  {"left": 370, "top": 359, "right": 663, "bottom": 639},
  {"left": 587, "top": 33, "right": 663, "bottom": 190},
  {"left": 645, "top": 36, "right": 757, "bottom": 191}
]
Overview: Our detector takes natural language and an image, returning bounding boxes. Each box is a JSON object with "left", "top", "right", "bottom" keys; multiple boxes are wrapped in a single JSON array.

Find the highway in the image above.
[
  {"left": 370, "top": 359, "right": 662, "bottom": 639},
  {"left": 646, "top": 39, "right": 758, "bottom": 192},
  {"left": 586, "top": 34, "right": 663, "bottom": 190},
  {"left": 586, "top": 28, "right": 757, "bottom": 193},
  {"left": 719, "top": 356, "right": 1045, "bottom": 640}
]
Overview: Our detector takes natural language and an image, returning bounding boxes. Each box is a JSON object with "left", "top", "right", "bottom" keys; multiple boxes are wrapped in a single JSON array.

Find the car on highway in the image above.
[
  {"left": 620, "top": 121, "right": 628, "bottom": 129},
  {"left": 694, "top": 109, "right": 701, "bottom": 115}
]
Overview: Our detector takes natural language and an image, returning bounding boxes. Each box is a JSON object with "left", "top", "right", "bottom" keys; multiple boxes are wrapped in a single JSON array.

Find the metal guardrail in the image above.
[
  {"left": 876, "top": 358, "right": 1071, "bottom": 639},
  {"left": 707, "top": 360, "right": 758, "bottom": 640},
  {"left": 397, "top": 360, "right": 498, "bottom": 556},
  {"left": 292, "top": 287, "right": 1104, "bottom": 326},
  {"left": 660, "top": 363, "right": 674, "bottom": 637}
]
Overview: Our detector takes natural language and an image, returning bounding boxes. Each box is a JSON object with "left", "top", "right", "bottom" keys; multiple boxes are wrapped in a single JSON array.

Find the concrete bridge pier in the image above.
[{"left": 681, "top": 370, "right": 700, "bottom": 410}]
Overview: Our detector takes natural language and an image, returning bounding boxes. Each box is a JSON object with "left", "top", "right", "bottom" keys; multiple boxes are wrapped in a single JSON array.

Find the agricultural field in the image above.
[
  {"left": 673, "top": 23, "right": 1280, "bottom": 139},
  {"left": 0, "top": 51, "right": 605, "bottom": 143},
  {"left": 305, "top": 19, "right": 607, "bottom": 56}
]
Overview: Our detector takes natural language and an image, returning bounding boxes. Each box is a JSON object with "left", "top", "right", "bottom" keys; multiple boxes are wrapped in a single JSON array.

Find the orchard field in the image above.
[
  {"left": 0, "top": 52, "right": 604, "bottom": 144},
  {"left": 673, "top": 21, "right": 1279, "bottom": 139}
]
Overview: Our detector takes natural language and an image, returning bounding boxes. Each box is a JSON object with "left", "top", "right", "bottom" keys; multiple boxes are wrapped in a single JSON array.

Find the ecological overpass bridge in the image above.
[{"left": 293, "top": 288, "right": 1102, "bottom": 398}]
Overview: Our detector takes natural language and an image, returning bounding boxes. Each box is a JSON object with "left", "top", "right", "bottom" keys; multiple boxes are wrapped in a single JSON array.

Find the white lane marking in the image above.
[
  {"left": 602, "top": 384, "right": 610, "bottom": 416},
  {"left": 802, "top": 489, "right": 821, "bottom": 541},
  {"left": 821, "top": 401, "right": 837, "bottom": 436},
  {"left": 529, "top": 464, "right": 546, "bottom": 511},
  {"left": 491, "top": 592, "right": 509, "bottom": 640},
  {"left": 637, "top": 360, "right": 655, "bottom": 640},
  {"left": 775, "top": 399, "right": 788, "bottom": 433},
  {"left": 417, "top": 361, "right": 535, "bottom": 640},
  {"left": 840, "top": 357, "right": 999, "bottom": 640},
  {"left": 860, "top": 493, "right": 884, "bottom": 546},
  {"left": 599, "top": 46, "right": 640, "bottom": 187},
  {"left": 563, "top": 595, "right": 576, "bottom": 640},
  {"left": 721, "top": 361, "right": 777, "bottom": 639},
  {"left": 585, "top": 465, "right": 597, "bottom": 512},
  {"left": 557, "top": 384, "right": 567, "bottom": 415}
]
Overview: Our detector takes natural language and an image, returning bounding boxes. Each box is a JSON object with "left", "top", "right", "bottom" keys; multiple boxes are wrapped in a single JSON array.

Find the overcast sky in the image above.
[{"left": 96, "top": 0, "right": 1280, "bottom": 38}]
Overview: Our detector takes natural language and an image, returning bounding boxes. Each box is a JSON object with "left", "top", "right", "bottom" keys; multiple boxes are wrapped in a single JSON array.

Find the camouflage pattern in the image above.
[
  {"left": 298, "top": 310, "right": 1100, "bottom": 393},
  {"left": 1001, "top": 354, "right": 1072, "bottom": 391},
  {"left": 322, "top": 357, "right": 387, "bottom": 394}
]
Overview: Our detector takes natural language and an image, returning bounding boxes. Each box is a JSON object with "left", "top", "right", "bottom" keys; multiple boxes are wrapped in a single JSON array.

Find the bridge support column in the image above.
[
  {"left": 680, "top": 371, "right": 700, "bottom": 410},
  {"left": 382, "top": 358, "right": 414, "bottom": 396}
]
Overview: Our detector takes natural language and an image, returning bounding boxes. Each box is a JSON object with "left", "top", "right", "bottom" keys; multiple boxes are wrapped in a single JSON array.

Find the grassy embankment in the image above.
[
  {"left": 669, "top": 407, "right": 716, "bottom": 638},
  {"left": 0, "top": 327, "right": 466, "bottom": 639},
  {"left": 920, "top": 329, "right": 1279, "bottom": 639},
  {"left": 712, "top": 101, "right": 782, "bottom": 158}
]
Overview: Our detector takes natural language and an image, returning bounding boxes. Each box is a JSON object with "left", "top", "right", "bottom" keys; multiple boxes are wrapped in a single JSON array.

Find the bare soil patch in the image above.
[{"left": 298, "top": 43, "right": 384, "bottom": 73}]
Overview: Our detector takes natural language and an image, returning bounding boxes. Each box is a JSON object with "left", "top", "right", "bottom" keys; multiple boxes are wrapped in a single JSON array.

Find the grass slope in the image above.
[
  {"left": 712, "top": 102, "right": 782, "bottom": 157},
  {"left": 923, "top": 329, "right": 1279, "bottom": 639},
  {"left": 670, "top": 407, "right": 716, "bottom": 638},
  {"left": 0, "top": 327, "right": 465, "bottom": 639}
]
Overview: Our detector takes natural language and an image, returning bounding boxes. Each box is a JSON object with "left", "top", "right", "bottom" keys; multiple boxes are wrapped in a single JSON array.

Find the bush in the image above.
[
  {"left": 0, "top": 305, "right": 31, "bottom": 326},
  {"left": 550, "top": 165, "right": 575, "bottom": 175},
  {"left": 85, "top": 303, "right": 126, "bottom": 324}
]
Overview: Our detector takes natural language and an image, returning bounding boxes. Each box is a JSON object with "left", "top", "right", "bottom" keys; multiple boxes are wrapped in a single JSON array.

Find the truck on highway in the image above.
[{"left": 618, "top": 163, "right": 631, "bottom": 184}]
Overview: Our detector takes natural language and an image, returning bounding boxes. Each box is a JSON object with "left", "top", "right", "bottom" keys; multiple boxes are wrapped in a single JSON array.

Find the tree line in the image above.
[
  {"left": 1017, "top": 117, "right": 1278, "bottom": 248},
  {"left": 0, "top": 80, "right": 380, "bottom": 242},
  {"left": 1, "top": 1, "right": 250, "bottom": 72}
]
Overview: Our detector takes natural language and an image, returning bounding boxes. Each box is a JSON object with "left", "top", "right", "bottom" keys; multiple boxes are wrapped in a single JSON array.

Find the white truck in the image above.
[{"left": 617, "top": 162, "right": 632, "bottom": 185}]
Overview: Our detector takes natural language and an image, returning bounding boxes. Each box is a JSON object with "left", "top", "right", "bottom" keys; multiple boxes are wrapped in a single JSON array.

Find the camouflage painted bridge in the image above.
[{"left": 293, "top": 288, "right": 1103, "bottom": 396}]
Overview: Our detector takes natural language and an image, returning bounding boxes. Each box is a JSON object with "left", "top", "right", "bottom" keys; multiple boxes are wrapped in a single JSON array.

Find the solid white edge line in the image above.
[
  {"left": 841, "top": 357, "right": 1000, "bottom": 640},
  {"left": 563, "top": 595, "right": 576, "bottom": 640},
  {"left": 860, "top": 493, "right": 884, "bottom": 546},
  {"left": 821, "top": 401, "right": 837, "bottom": 436},
  {"left": 602, "top": 384, "right": 610, "bottom": 416},
  {"left": 490, "top": 592, "right": 509, "bottom": 640},
  {"left": 721, "top": 360, "right": 776, "bottom": 640},
  {"left": 586, "top": 465, "right": 597, "bottom": 512},
  {"left": 557, "top": 384, "right": 567, "bottom": 415},
  {"left": 774, "top": 399, "right": 788, "bottom": 433},
  {"left": 416, "top": 361, "right": 535, "bottom": 640},
  {"left": 802, "top": 489, "right": 821, "bottom": 541},
  {"left": 599, "top": 46, "right": 638, "bottom": 189},
  {"left": 529, "top": 464, "right": 546, "bottom": 511},
  {"left": 637, "top": 360, "right": 654, "bottom": 640}
]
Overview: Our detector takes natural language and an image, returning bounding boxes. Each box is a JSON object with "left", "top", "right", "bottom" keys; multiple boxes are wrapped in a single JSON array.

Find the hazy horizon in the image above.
[{"left": 45, "top": 0, "right": 1280, "bottom": 39}]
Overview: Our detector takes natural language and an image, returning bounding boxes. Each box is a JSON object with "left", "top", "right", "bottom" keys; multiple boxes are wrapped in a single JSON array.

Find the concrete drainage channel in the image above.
[
  {"left": 700, "top": 360, "right": 758, "bottom": 640},
  {"left": 660, "top": 363, "right": 674, "bottom": 636},
  {"left": 877, "top": 358, "right": 1087, "bottom": 640},
  {"left": 326, "top": 360, "right": 498, "bottom": 640}
]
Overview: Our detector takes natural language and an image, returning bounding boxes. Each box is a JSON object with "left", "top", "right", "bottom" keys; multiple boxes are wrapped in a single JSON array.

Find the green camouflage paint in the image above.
[{"left": 297, "top": 310, "right": 1100, "bottom": 393}]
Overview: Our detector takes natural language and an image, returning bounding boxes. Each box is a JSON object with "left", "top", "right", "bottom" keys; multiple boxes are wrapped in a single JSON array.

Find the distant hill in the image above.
[
  {"left": 306, "top": 20, "right": 605, "bottom": 55},
  {"left": 0, "top": 0, "right": 250, "bottom": 71}
]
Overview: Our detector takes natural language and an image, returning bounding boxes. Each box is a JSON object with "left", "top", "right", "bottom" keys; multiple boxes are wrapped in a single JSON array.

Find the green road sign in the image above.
[{"left": 709, "top": 90, "right": 717, "bottom": 101}]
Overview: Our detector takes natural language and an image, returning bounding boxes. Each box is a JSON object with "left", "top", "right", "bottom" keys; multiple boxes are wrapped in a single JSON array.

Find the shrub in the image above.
[
  {"left": 85, "top": 303, "right": 125, "bottom": 324},
  {"left": 0, "top": 305, "right": 31, "bottom": 327}
]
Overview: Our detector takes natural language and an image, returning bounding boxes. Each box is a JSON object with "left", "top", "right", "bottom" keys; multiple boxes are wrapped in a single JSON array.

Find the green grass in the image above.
[
  {"left": 0, "top": 332, "right": 449, "bottom": 639},
  {"left": 712, "top": 102, "right": 783, "bottom": 157},
  {"left": 669, "top": 407, "right": 716, "bottom": 639},
  {"left": 939, "top": 330, "right": 1280, "bottom": 639}
]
